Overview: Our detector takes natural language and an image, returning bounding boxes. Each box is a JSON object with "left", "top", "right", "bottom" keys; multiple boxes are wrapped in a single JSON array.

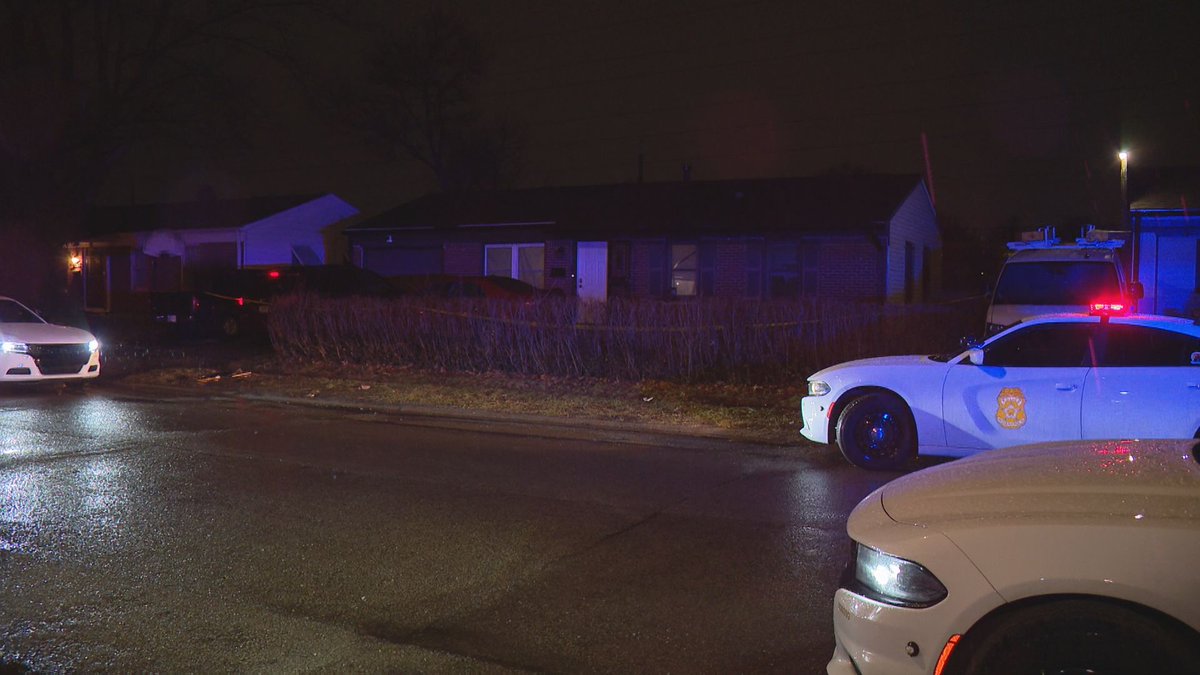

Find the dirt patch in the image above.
[{"left": 114, "top": 346, "right": 804, "bottom": 445}]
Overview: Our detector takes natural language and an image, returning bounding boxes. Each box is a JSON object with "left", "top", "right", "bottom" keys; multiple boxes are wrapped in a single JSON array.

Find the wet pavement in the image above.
[{"left": 0, "top": 386, "right": 897, "bottom": 672}]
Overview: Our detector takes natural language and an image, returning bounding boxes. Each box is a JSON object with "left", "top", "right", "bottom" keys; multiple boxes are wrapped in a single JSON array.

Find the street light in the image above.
[
  {"left": 1118, "top": 149, "right": 1129, "bottom": 229},
  {"left": 1119, "top": 149, "right": 1140, "bottom": 308}
]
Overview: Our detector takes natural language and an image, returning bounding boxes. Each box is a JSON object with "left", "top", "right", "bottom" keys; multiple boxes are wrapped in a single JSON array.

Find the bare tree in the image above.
[
  {"left": 0, "top": 0, "right": 321, "bottom": 302},
  {"left": 309, "top": 6, "right": 522, "bottom": 193}
]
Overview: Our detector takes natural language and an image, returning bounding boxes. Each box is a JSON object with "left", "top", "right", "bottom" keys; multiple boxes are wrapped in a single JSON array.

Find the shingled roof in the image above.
[
  {"left": 84, "top": 194, "right": 321, "bottom": 238},
  {"left": 349, "top": 174, "right": 926, "bottom": 238}
]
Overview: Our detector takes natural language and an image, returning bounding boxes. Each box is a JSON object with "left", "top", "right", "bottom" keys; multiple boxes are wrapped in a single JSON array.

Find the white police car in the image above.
[
  {"left": 1, "top": 295, "right": 101, "bottom": 383},
  {"left": 828, "top": 438, "right": 1200, "bottom": 675},
  {"left": 801, "top": 305, "right": 1200, "bottom": 470}
]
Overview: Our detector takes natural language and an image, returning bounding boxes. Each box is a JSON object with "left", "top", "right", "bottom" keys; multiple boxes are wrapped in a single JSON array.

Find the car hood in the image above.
[
  {"left": 810, "top": 354, "right": 942, "bottom": 378},
  {"left": 881, "top": 440, "right": 1200, "bottom": 528},
  {"left": 0, "top": 322, "right": 95, "bottom": 345}
]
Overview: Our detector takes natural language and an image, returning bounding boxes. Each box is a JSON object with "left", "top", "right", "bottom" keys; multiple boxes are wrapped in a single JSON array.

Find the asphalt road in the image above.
[{"left": 0, "top": 386, "right": 898, "bottom": 673}]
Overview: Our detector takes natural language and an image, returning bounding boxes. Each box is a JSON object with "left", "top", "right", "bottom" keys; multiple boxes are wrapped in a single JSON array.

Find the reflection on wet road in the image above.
[{"left": 0, "top": 387, "right": 896, "bottom": 672}]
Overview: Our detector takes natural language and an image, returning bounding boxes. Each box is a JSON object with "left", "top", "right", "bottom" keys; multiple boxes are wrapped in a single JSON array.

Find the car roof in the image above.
[
  {"left": 1015, "top": 312, "right": 1200, "bottom": 335},
  {"left": 1006, "top": 247, "right": 1119, "bottom": 262}
]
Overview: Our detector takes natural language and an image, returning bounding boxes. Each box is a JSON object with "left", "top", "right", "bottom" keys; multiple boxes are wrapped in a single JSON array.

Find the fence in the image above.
[{"left": 268, "top": 294, "right": 987, "bottom": 382}]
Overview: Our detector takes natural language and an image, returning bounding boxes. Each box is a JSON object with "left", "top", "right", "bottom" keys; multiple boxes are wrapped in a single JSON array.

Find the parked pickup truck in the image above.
[{"left": 152, "top": 265, "right": 393, "bottom": 337}]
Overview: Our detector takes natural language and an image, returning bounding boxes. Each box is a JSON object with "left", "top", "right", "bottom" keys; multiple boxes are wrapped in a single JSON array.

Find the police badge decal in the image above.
[{"left": 996, "top": 387, "right": 1027, "bottom": 429}]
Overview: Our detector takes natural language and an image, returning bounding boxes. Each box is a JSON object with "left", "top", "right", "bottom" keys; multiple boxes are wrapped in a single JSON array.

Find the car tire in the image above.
[
  {"left": 835, "top": 392, "right": 915, "bottom": 471},
  {"left": 948, "top": 598, "right": 1200, "bottom": 675}
]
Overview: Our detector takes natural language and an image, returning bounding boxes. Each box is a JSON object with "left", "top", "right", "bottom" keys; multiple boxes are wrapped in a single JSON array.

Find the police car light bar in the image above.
[{"left": 1090, "top": 301, "right": 1128, "bottom": 316}]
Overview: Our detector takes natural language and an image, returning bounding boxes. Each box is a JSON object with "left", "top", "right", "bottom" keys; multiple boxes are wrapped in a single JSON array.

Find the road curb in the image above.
[{"left": 105, "top": 381, "right": 807, "bottom": 455}]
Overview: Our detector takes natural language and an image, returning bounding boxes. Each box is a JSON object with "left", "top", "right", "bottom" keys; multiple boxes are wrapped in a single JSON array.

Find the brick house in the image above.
[{"left": 346, "top": 175, "right": 939, "bottom": 303}]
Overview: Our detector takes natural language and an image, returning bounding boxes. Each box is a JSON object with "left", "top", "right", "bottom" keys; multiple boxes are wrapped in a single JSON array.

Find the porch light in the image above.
[{"left": 69, "top": 254, "right": 83, "bottom": 273}]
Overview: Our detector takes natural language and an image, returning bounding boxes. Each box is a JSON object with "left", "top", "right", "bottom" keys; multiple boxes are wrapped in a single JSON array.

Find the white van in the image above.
[{"left": 985, "top": 228, "right": 1140, "bottom": 335}]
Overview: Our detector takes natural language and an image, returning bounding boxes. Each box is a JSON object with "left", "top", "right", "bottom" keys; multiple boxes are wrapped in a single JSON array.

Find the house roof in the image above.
[
  {"left": 83, "top": 194, "right": 322, "bottom": 238},
  {"left": 1130, "top": 166, "right": 1200, "bottom": 213},
  {"left": 348, "top": 174, "right": 926, "bottom": 237}
]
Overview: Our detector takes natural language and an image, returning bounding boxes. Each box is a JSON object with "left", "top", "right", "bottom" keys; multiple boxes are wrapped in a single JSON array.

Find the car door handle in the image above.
[{"left": 1055, "top": 383, "right": 1078, "bottom": 392}]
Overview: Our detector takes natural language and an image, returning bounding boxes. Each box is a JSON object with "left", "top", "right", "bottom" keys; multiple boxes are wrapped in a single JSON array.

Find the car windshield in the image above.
[
  {"left": 992, "top": 261, "right": 1120, "bottom": 305},
  {"left": 0, "top": 299, "right": 45, "bottom": 323}
]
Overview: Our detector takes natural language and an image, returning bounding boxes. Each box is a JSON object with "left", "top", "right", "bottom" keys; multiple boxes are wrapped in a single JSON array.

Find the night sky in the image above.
[{"left": 101, "top": 0, "right": 1200, "bottom": 236}]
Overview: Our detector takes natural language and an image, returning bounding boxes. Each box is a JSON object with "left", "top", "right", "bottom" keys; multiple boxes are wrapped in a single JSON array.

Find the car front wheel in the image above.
[
  {"left": 835, "top": 392, "right": 915, "bottom": 470},
  {"left": 947, "top": 598, "right": 1200, "bottom": 675}
]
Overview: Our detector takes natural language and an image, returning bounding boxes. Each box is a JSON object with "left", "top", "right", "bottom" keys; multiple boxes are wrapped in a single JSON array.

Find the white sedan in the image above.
[
  {"left": 828, "top": 438, "right": 1200, "bottom": 675},
  {"left": 801, "top": 310, "right": 1200, "bottom": 470},
  {"left": 1, "top": 296, "right": 101, "bottom": 383}
]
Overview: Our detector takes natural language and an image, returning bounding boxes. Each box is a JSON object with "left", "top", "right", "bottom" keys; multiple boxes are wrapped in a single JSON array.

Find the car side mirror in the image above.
[
  {"left": 968, "top": 348, "right": 984, "bottom": 366},
  {"left": 1129, "top": 281, "right": 1144, "bottom": 300}
]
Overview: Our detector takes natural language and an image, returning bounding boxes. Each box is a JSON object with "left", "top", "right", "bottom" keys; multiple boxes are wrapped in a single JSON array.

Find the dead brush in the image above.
[{"left": 267, "top": 293, "right": 984, "bottom": 383}]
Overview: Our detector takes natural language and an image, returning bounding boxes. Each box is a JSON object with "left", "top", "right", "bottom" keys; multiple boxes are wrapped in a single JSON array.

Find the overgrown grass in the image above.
[{"left": 267, "top": 294, "right": 986, "bottom": 382}]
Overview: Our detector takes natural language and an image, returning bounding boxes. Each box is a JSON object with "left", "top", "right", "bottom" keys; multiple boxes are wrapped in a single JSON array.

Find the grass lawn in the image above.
[{"left": 115, "top": 350, "right": 805, "bottom": 445}]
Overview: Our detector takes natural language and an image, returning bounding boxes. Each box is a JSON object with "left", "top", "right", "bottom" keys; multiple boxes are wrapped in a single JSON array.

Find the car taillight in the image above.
[{"left": 268, "top": 270, "right": 281, "bottom": 279}]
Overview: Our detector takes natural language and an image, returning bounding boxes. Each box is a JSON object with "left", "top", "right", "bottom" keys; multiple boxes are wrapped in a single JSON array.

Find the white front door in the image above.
[{"left": 576, "top": 242, "right": 608, "bottom": 302}]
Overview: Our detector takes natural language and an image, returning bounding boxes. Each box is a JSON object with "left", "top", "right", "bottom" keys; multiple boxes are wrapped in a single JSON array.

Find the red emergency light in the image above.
[{"left": 1090, "top": 300, "right": 1128, "bottom": 318}]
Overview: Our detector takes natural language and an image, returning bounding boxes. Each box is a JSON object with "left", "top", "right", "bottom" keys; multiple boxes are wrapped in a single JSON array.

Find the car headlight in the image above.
[
  {"left": 88, "top": 339, "right": 100, "bottom": 353},
  {"left": 1, "top": 341, "right": 29, "bottom": 355},
  {"left": 852, "top": 543, "right": 947, "bottom": 607},
  {"left": 807, "top": 380, "right": 831, "bottom": 396}
]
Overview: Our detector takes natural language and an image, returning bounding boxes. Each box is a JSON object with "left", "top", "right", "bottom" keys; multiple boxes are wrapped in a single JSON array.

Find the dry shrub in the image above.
[{"left": 268, "top": 293, "right": 985, "bottom": 382}]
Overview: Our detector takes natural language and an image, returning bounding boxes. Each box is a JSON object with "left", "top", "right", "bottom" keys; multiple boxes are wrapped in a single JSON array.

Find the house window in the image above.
[
  {"left": 905, "top": 241, "right": 916, "bottom": 303},
  {"left": 922, "top": 245, "right": 932, "bottom": 300},
  {"left": 768, "top": 244, "right": 801, "bottom": 298},
  {"left": 671, "top": 243, "right": 698, "bottom": 296},
  {"left": 485, "top": 243, "right": 544, "bottom": 288},
  {"left": 767, "top": 241, "right": 821, "bottom": 298},
  {"left": 746, "top": 242, "right": 763, "bottom": 297}
]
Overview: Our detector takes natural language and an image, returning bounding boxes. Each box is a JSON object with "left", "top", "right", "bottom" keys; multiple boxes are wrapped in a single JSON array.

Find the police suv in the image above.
[
  {"left": 800, "top": 305, "right": 1200, "bottom": 470},
  {"left": 986, "top": 226, "right": 1141, "bottom": 335}
]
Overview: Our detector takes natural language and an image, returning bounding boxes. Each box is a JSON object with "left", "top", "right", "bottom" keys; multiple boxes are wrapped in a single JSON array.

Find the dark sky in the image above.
[{"left": 101, "top": 0, "right": 1200, "bottom": 235}]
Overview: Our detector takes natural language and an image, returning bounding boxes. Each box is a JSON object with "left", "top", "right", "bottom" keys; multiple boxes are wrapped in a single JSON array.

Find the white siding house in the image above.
[
  {"left": 241, "top": 194, "right": 358, "bottom": 267},
  {"left": 884, "top": 181, "right": 939, "bottom": 304},
  {"left": 1131, "top": 167, "right": 1199, "bottom": 317},
  {"left": 69, "top": 193, "right": 359, "bottom": 312}
]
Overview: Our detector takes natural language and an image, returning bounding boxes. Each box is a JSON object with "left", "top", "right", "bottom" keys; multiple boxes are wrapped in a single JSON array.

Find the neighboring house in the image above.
[
  {"left": 1131, "top": 167, "right": 1200, "bottom": 316},
  {"left": 345, "top": 175, "right": 939, "bottom": 303},
  {"left": 66, "top": 193, "right": 359, "bottom": 312}
]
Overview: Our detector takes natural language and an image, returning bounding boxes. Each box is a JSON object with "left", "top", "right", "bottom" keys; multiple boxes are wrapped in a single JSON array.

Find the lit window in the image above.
[{"left": 671, "top": 244, "right": 698, "bottom": 296}]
